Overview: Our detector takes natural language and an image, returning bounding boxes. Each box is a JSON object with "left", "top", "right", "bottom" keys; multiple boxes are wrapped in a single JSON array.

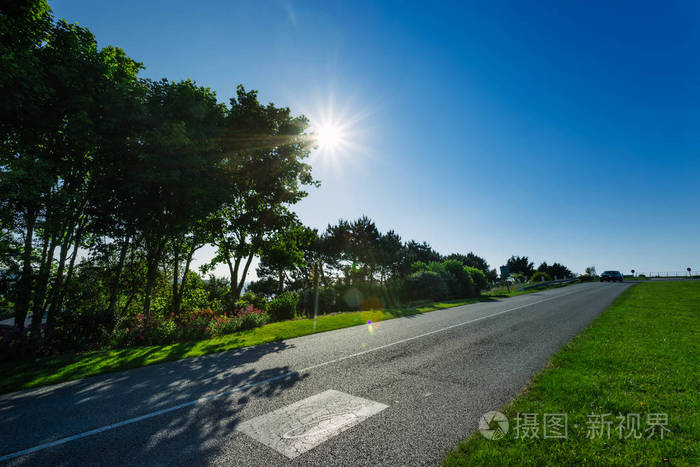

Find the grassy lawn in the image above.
[
  {"left": 0, "top": 296, "right": 491, "bottom": 394},
  {"left": 445, "top": 281, "right": 700, "bottom": 466}
]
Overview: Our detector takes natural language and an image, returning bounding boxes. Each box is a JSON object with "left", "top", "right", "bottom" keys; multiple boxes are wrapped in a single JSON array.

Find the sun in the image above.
[
  {"left": 313, "top": 122, "right": 346, "bottom": 153},
  {"left": 316, "top": 124, "right": 342, "bottom": 149}
]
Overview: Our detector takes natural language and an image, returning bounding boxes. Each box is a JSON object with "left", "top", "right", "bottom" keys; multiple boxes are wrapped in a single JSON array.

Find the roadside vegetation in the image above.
[
  {"left": 0, "top": 2, "right": 577, "bottom": 391},
  {"left": 445, "top": 281, "right": 700, "bottom": 466},
  {"left": 0, "top": 296, "right": 488, "bottom": 394}
]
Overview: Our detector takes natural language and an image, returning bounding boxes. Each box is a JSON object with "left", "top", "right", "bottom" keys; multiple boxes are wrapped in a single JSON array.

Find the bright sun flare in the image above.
[
  {"left": 314, "top": 123, "right": 345, "bottom": 152},
  {"left": 316, "top": 124, "right": 341, "bottom": 148}
]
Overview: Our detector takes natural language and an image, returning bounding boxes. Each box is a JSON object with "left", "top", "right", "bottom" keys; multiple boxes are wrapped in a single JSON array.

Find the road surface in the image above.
[{"left": 0, "top": 282, "right": 631, "bottom": 465}]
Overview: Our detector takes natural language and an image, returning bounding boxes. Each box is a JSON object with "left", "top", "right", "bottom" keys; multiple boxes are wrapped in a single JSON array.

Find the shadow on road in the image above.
[{"left": 0, "top": 339, "right": 307, "bottom": 463}]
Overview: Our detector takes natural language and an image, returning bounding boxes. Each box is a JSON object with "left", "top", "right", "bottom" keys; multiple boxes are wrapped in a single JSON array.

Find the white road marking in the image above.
[
  {"left": 0, "top": 285, "right": 595, "bottom": 462},
  {"left": 237, "top": 389, "right": 388, "bottom": 458}
]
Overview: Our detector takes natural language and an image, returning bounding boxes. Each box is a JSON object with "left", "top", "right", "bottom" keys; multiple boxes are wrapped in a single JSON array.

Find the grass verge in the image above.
[
  {"left": 444, "top": 280, "right": 700, "bottom": 466},
  {"left": 484, "top": 281, "right": 573, "bottom": 298},
  {"left": 0, "top": 297, "right": 492, "bottom": 394}
]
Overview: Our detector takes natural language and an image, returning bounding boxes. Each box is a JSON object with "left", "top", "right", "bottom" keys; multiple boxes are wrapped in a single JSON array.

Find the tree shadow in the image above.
[{"left": 0, "top": 339, "right": 309, "bottom": 463}]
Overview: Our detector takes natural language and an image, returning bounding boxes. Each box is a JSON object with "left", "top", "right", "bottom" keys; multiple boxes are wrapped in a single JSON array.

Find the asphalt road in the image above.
[{"left": 0, "top": 282, "right": 631, "bottom": 466}]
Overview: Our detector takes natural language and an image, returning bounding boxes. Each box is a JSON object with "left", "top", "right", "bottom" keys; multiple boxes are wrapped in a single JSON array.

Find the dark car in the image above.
[{"left": 600, "top": 270, "right": 623, "bottom": 282}]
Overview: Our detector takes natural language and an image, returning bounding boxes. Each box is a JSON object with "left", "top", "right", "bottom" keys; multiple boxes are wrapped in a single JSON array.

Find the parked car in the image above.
[{"left": 600, "top": 271, "right": 623, "bottom": 282}]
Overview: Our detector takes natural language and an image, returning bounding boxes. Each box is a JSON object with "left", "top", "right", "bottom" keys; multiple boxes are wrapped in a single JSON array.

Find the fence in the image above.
[{"left": 633, "top": 271, "right": 696, "bottom": 278}]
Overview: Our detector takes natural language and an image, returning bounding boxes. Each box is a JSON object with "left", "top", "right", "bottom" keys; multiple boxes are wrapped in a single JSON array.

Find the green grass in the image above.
[
  {"left": 0, "top": 296, "right": 490, "bottom": 394},
  {"left": 445, "top": 281, "right": 700, "bottom": 466},
  {"left": 484, "top": 281, "right": 573, "bottom": 298}
]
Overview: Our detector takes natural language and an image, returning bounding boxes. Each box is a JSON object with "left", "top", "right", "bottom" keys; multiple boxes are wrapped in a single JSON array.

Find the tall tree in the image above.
[
  {"left": 134, "top": 79, "right": 227, "bottom": 315},
  {"left": 506, "top": 255, "right": 535, "bottom": 278},
  {"left": 256, "top": 220, "right": 317, "bottom": 294},
  {"left": 208, "top": 86, "right": 315, "bottom": 300}
]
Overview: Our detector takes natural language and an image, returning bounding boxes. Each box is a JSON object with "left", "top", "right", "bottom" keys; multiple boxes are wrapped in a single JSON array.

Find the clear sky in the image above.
[{"left": 52, "top": 0, "right": 699, "bottom": 276}]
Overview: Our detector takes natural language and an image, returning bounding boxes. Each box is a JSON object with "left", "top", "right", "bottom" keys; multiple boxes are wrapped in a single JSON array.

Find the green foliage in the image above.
[
  {"left": 506, "top": 255, "right": 535, "bottom": 278},
  {"left": 235, "top": 291, "right": 268, "bottom": 312},
  {"left": 438, "top": 260, "right": 473, "bottom": 298},
  {"left": 447, "top": 252, "right": 497, "bottom": 282},
  {"left": 537, "top": 262, "right": 573, "bottom": 280},
  {"left": 578, "top": 274, "right": 595, "bottom": 282},
  {"left": 246, "top": 278, "right": 279, "bottom": 298},
  {"left": 268, "top": 291, "right": 298, "bottom": 321},
  {"left": 110, "top": 306, "right": 269, "bottom": 347},
  {"left": 403, "top": 271, "right": 448, "bottom": 301},
  {"left": 465, "top": 266, "right": 487, "bottom": 294},
  {"left": 298, "top": 287, "right": 338, "bottom": 316},
  {"left": 530, "top": 271, "right": 551, "bottom": 283}
]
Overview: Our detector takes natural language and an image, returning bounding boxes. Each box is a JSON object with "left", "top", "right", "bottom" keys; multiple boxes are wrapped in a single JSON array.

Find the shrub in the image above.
[
  {"left": 530, "top": 271, "right": 551, "bottom": 283},
  {"left": 268, "top": 291, "right": 298, "bottom": 321},
  {"left": 466, "top": 267, "right": 488, "bottom": 295},
  {"left": 411, "top": 261, "right": 428, "bottom": 273},
  {"left": 235, "top": 305, "right": 270, "bottom": 331},
  {"left": 402, "top": 271, "right": 448, "bottom": 301},
  {"left": 426, "top": 262, "right": 458, "bottom": 299},
  {"left": 578, "top": 274, "right": 595, "bottom": 282},
  {"left": 236, "top": 291, "right": 268, "bottom": 312},
  {"left": 206, "top": 315, "right": 239, "bottom": 336},
  {"left": 443, "top": 260, "right": 474, "bottom": 297}
]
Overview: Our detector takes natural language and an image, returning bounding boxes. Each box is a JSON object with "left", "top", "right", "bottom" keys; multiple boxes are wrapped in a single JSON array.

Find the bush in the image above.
[
  {"left": 236, "top": 307, "right": 269, "bottom": 330},
  {"left": 402, "top": 271, "right": 448, "bottom": 301},
  {"left": 578, "top": 274, "right": 595, "bottom": 282},
  {"left": 443, "top": 260, "right": 474, "bottom": 298},
  {"left": 110, "top": 305, "right": 270, "bottom": 347},
  {"left": 466, "top": 267, "right": 488, "bottom": 295},
  {"left": 268, "top": 291, "right": 298, "bottom": 321},
  {"left": 235, "top": 291, "right": 268, "bottom": 312},
  {"left": 530, "top": 271, "right": 551, "bottom": 283}
]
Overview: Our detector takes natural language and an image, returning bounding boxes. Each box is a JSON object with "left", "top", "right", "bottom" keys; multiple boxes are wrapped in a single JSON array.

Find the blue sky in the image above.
[{"left": 53, "top": 0, "right": 699, "bottom": 276}]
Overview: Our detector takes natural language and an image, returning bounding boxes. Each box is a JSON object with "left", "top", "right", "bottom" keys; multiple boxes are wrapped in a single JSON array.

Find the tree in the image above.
[
  {"left": 207, "top": 86, "right": 315, "bottom": 300},
  {"left": 447, "top": 252, "right": 497, "bottom": 282},
  {"left": 256, "top": 220, "right": 317, "bottom": 294},
  {"left": 376, "top": 230, "right": 404, "bottom": 281},
  {"left": 134, "top": 79, "right": 228, "bottom": 315},
  {"left": 399, "top": 240, "right": 442, "bottom": 276},
  {"left": 537, "top": 262, "right": 573, "bottom": 280},
  {"left": 0, "top": 5, "right": 143, "bottom": 333},
  {"left": 506, "top": 256, "right": 535, "bottom": 278}
]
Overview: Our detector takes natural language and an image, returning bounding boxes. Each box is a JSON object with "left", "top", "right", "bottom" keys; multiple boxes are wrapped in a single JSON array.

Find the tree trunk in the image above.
[
  {"left": 235, "top": 253, "right": 255, "bottom": 299},
  {"left": 107, "top": 233, "right": 131, "bottom": 317},
  {"left": 278, "top": 269, "right": 285, "bottom": 295},
  {"left": 171, "top": 243, "right": 180, "bottom": 315},
  {"left": 47, "top": 219, "right": 86, "bottom": 335},
  {"left": 143, "top": 239, "right": 165, "bottom": 316},
  {"left": 173, "top": 244, "right": 196, "bottom": 316},
  {"left": 30, "top": 233, "right": 57, "bottom": 339},
  {"left": 14, "top": 210, "right": 36, "bottom": 330}
]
